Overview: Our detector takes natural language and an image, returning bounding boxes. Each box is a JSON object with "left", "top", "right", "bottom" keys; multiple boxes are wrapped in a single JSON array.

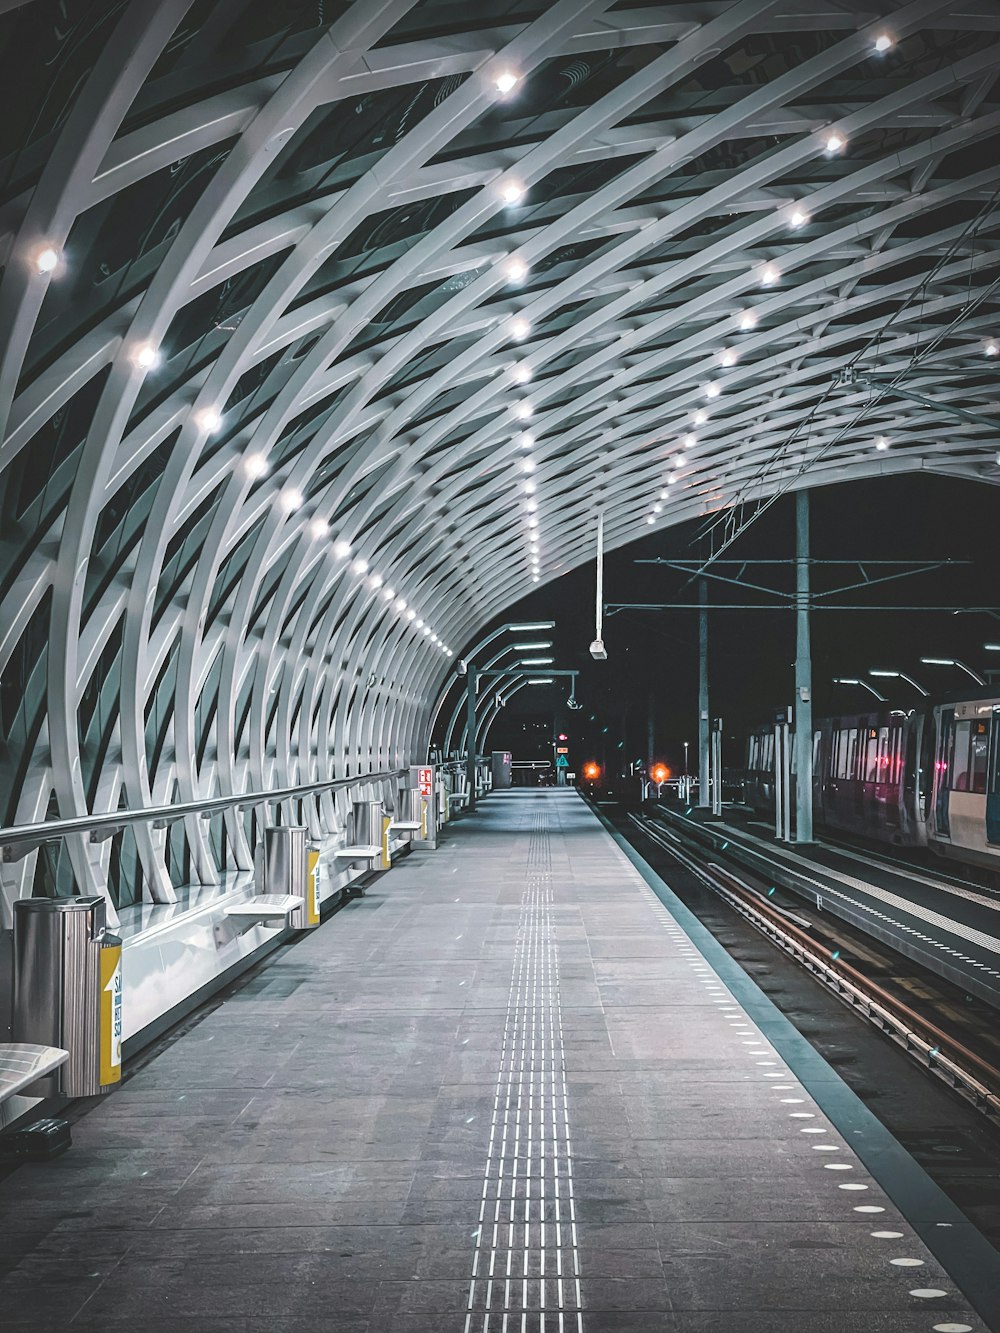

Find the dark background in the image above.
[{"left": 436, "top": 473, "right": 1000, "bottom": 783}]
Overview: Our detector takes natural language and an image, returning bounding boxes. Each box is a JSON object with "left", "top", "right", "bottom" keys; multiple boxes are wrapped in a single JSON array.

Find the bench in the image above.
[
  {"left": 334, "top": 845, "right": 381, "bottom": 862},
  {"left": 388, "top": 821, "right": 422, "bottom": 832},
  {"left": 224, "top": 893, "right": 304, "bottom": 924},
  {"left": 0, "top": 1043, "right": 69, "bottom": 1103}
]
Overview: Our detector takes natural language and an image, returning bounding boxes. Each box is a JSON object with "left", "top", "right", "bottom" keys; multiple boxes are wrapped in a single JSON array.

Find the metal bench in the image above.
[
  {"left": 224, "top": 893, "right": 304, "bottom": 924},
  {"left": 0, "top": 1044, "right": 69, "bottom": 1103},
  {"left": 388, "top": 820, "right": 422, "bottom": 832},
  {"left": 334, "top": 844, "right": 381, "bottom": 862}
]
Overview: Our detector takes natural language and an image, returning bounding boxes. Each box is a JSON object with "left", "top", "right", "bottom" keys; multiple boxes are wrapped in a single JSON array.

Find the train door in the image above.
[
  {"left": 986, "top": 705, "right": 1000, "bottom": 845},
  {"left": 933, "top": 707, "right": 953, "bottom": 839}
]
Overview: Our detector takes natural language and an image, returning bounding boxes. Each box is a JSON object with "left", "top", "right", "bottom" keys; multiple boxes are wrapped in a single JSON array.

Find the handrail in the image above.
[{"left": 0, "top": 769, "right": 407, "bottom": 850}]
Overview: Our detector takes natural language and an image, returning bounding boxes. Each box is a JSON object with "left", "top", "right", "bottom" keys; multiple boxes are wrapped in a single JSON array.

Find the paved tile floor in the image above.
[{"left": 0, "top": 789, "right": 988, "bottom": 1330}]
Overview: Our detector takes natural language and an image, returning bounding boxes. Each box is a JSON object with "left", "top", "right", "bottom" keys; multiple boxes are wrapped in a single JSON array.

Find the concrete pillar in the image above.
[{"left": 466, "top": 666, "right": 478, "bottom": 813}]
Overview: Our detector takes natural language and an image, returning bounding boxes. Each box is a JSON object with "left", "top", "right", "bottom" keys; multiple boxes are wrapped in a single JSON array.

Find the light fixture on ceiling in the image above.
[
  {"left": 197, "top": 408, "right": 223, "bottom": 433},
  {"left": 244, "top": 452, "right": 269, "bottom": 478},
  {"left": 985, "top": 339, "right": 998, "bottom": 357},
  {"left": 505, "top": 256, "right": 529, "bottom": 283},
  {"left": 789, "top": 207, "right": 809, "bottom": 229},
  {"left": 518, "top": 431, "right": 535, "bottom": 449},
  {"left": 309, "top": 517, "right": 329, "bottom": 539},
  {"left": 875, "top": 436, "right": 889, "bottom": 451},
  {"left": 873, "top": 33, "right": 893, "bottom": 53},
  {"left": 133, "top": 342, "right": 160, "bottom": 370},
  {"left": 501, "top": 180, "right": 525, "bottom": 205},
  {"left": 683, "top": 433, "right": 696, "bottom": 448},
  {"left": 280, "top": 487, "right": 303, "bottom": 512},
  {"left": 509, "top": 316, "right": 531, "bottom": 341},
  {"left": 333, "top": 538, "right": 352, "bottom": 559},
  {"left": 760, "top": 263, "right": 780, "bottom": 286},
  {"left": 35, "top": 246, "right": 60, "bottom": 274},
  {"left": 738, "top": 309, "right": 757, "bottom": 331},
  {"left": 824, "top": 131, "right": 846, "bottom": 154},
  {"left": 512, "top": 400, "right": 533, "bottom": 420},
  {"left": 351, "top": 556, "right": 369, "bottom": 575},
  {"left": 511, "top": 362, "right": 532, "bottom": 383},
  {"left": 719, "top": 348, "right": 737, "bottom": 367},
  {"left": 494, "top": 70, "right": 519, "bottom": 95}
]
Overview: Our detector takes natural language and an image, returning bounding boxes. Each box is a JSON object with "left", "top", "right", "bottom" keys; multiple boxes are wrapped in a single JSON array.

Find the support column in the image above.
[
  {"left": 698, "top": 578, "right": 710, "bottom": 807},
  {"left": 794, "top": 490, "right": 814, "bottom": 843},
  {"left": 466, "top": 666, "right": 478, "bottom": 813}
]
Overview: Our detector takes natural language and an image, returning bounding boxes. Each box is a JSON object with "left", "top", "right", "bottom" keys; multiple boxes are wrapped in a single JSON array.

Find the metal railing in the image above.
[{"left": 0, "top": 769, "right": 407, "bottom": 857}]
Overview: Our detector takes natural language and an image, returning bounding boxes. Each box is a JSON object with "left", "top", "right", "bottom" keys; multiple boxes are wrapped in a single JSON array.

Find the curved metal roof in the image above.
[{"left": 1, "top": 1, "right": 998, "bottom": 911}]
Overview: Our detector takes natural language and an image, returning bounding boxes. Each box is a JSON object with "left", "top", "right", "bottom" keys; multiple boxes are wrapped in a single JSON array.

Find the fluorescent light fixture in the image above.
[
  {"left": 520, "top": 657, "right": 553, "bottom": 666},
  {"left": 527, "top": 677, "right": 553, "bottom": 685},
  {"left": 513, "top": 641, "right": 552, "bottom": 650}
]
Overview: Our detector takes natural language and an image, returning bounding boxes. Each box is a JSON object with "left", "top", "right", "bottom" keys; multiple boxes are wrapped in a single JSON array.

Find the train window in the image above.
[
  {"left": 864, "top": 728, "right": 879, "bottom": 783},
  {"left": 970, "top": 720, "right": 990, "bottom": 795},
  {"left": 951, "top": 719, "right": 972, "bottom": 792},
  {"left": 877, "top": 727, "right": 890, "bottom": 782}
]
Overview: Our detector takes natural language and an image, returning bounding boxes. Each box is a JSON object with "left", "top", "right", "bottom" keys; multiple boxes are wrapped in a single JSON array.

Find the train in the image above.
[{"left": 744, "top": 690, "right": 1000, "bottom": 872}]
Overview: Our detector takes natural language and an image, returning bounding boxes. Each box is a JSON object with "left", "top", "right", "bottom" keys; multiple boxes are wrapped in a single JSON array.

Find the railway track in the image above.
[{"left": 629, "top": 810, "right": 1000, "bottom": 1127}]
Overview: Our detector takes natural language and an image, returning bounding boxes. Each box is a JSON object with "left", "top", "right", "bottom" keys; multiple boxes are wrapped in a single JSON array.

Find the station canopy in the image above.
[{"left": 1, "top": 1, "right": 998, "bottom": 890}]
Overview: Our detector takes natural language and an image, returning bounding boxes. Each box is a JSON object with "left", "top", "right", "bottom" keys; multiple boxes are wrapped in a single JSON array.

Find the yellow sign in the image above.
[
  {"left": 100, "top": 938, "right": 123, "bottom": 1088},
  {"left": 381, "top": 815, "right": 392, "bottom": 870},
  {"left": 306, "top": 848, "right": 321, "bottom": 925}
]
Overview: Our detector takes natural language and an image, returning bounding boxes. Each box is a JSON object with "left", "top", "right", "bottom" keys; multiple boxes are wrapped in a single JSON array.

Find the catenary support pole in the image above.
[
  {"left": 698, "top": 578, "right": 710, "bottom": 807},
  {"left": 466, "top": 666, "right": 478, "bottom": 814},
  {"left": 794, "top": 489, "right": 814, "bottom": 842}
]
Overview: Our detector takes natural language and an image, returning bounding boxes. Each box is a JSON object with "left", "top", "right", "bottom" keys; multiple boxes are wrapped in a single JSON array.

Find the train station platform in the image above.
[{"left": 1, "top": 789, "right": 996, "bottom": 1331}]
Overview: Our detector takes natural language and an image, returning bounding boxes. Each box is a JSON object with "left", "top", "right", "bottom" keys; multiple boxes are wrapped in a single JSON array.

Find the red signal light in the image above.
[
  {"left": 650, "top": 763, "right": 669, "bottom": 784},
  {"left": 583, "top": 762, "right": 601, "bottom": 781}
]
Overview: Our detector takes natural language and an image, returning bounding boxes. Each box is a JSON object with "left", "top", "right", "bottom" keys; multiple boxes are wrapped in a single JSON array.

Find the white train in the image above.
[{"left": 744, "top": 691, "right": 1000, "bottom": 872}]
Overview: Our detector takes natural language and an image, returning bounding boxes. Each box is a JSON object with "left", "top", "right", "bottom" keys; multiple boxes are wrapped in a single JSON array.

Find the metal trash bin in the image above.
[
  {"left": 12, "top": 897, "right": 122, "bottom": 1098},
  {"left": 259, "top": 826, "right": 319, "bottom": 928},
  {"left": 351, "top": 799, "right": 386, "bottom": 865}
]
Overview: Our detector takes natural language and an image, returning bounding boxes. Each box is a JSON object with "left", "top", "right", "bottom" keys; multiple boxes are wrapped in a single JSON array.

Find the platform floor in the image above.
[{"left": 0, "top": 789, "right": 991, "bottom": 1331}]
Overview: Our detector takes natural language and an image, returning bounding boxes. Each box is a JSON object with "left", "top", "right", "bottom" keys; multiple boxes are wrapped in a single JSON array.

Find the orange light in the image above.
[
  {"left": 650, "top": 763, "right": 670, "bottom": 784},
  {"left": 583, "top": 762, "right": 601, "bottom": 781}
]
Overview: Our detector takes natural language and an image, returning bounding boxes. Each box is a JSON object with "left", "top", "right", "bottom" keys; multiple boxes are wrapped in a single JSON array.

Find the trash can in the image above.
[
  {"left": 259, "top": 825, "right": 319, "bottom": 928},
  {"left": 12, "top": 897, "right": 122, "bottom": 1098}
]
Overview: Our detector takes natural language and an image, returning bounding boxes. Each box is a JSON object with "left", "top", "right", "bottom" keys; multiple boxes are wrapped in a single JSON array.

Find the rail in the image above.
[{"left": 0, "top": 769, "right": 407, "bottom": 857}]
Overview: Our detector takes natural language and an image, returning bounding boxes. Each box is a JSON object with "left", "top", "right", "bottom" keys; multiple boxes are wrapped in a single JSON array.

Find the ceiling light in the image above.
[
  {"left": 525, "top": 498, "right": 537, "bottom": 512},
  {"left": 693, "top": 408, "right": 708, "bottom": 425},
  {"left": 518, "top": 431, "right": 534, "bottom": 449},
  {"left": 280, "top": 487, "right": 303, "bottom": 512},
  {"left": 406, "top": 609, "right": 416, "bottom": 621},
  {"left": 985, "top": 339, "right": 998, "bottom": 356},
  {"left": 667, "top": 474, "right": 677, "bottom": 485},
  {"left": 133, "top": 342, "right": 160, "bottom": 370},
  {"left": 659, "top": 489, "right": 669, "bottom": 500},
  {"left": 523, "top": 480, "right": 536, "bottom": 494},
  {"left": 383, "top": 587, "right": 395, "bottom": 601},
  {"left": 520, "top": 457, "right": 535, "bottom": 472},
  {"left": 653, "top": 503, "right": 662, "bottom": 514},
  {"left": 395, "top": 597, "right": 407, "bottom": 612},
  {"left": 501, "top": 180, "right": 525, "bottom": 205},
  {"left": 35, "top": 246, "right": 59, "bottom": 274},
  {"left": 760, "top": 263, "right": 780, "bottom": 287},
  {"left": 197, "top": 408, "right": 222, "bottom": 433},
  {"left": 505, "top": 256, "right": 529, "bottom": 283},
  {"left": 789, "top": 207, "right": 809, "bottom": 229},
  {"left": 309, "top": 517, "right": 329, "bottom": 538},
  {"left": 509, "top": 316, "right": 531, "bottom": 341},
  {"left": 512, "top": 401, "right": 533, "bottom": 420},
  {"left": 738, "top": 309, "right": 757, "bottom": 331},
  {"left": 333, "top": 539, "right": 351, "bottom": 559},
  {"left": 244, "top": 452, "right": 269, "bottom": 478},
  {"left": 511, "top": 363, "right": 532, "bottom": 384},
  {"left": 673, "top": 456, "right": 683, "bottom": 468},
  {"left": 875, "top": 436, "right": 889, "bottom": 451},
  {"left": 351, "top": 556, "right": 369, "bottom": 575},
  {"left": 646, "top": 515, "right": 655, "bottom": 525},
  {"left": 415, "top": 619, "right": 424, "bottom": 630},
  {"left": 683, "top": 433, "right": 696, "bottom": 448},
  {"left": 495, "top": 71, "right": 519, "bottom": 95},
  {"left": 719, "top": 348, "right": 737, "bottom": 367},
  {"left": 824, "top": 131, "right": 845, "bottom": 154},
  {"left": 369, "top": 572, "right": 384, "bottom": 589},
  {"left": 532, "top": 575, "right": 541, "bottom": 583},
  {"left": 873, "top": 33, "right": 893, "bottom": 53}
]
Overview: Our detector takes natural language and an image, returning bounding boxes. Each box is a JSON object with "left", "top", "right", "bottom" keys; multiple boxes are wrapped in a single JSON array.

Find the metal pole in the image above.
[
  {"left": 466, "top": 666, "right": 478, "bottom": 813},
  {"left": 698, "top": 578, "right": 710, "bottom": 807},
  {"left": 794, "top": 490, "right": 814, "bottom": 843},
  {"left": 774, "top": 723, "right": 783, "bottom": 840}
]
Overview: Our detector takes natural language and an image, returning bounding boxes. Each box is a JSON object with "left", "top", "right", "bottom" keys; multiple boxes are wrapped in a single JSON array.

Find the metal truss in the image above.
[{"left": 1, "top": 0, "right": 999, "bottom": 920}]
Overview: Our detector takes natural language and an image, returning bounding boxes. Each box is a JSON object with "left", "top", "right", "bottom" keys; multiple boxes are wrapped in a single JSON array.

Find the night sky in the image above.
[{"left": 442, "top": 474, "right": 1000, "bottom": 782}]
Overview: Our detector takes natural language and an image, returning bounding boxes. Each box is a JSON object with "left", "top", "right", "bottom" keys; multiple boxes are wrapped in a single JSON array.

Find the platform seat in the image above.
[
  {"left": 224, "top": 894, "right": 304, "bottom": 924},
  {"left": 334, "top": 845, "right": 381, "bottom": 861},
  {"left": 0, "top": 1044, "right": 69, "bottom": 1103}
]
